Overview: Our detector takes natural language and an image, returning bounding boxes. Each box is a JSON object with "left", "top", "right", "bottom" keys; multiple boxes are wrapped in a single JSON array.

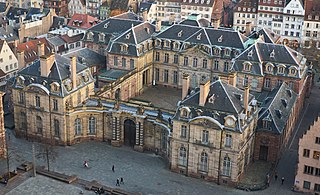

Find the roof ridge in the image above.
[{"left": 219, "top": 80, "right": 240, "bottom": 114}]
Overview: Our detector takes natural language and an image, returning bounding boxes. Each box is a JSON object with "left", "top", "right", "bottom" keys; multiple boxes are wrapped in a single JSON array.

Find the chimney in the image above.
[
  {"left": 37, "top": 42, "right": 45, "bottom": 57},
  {"left": 169, "top": 13, "right": 175, "bottom": 25},
  {"left": 244, "top": 86, "right": 250, "bottom": 116},
  {"left": 199, "top": 79, "right": 210, "bottom": 107},
  {"left": 40, "top": 53, "right": 55, "bottom": 77},
  {"left": 182, "top": 74, "right": 190, "bottom": 100},
  {"left": 70, "top": 56, "right": 77, "bottom": 89},
  {"left": 155, "top": 20, "right": 161, "bottom": 32},
  {"left": 142, "top": 9, "right": 148, "bottom": 22},
  {"left": 245, "top": 22, "right": 252, "bottom": 36},
  {"left": 33, "top": 1, "right": 37, "bottom": 8},
  {"left": 229, "top": 72, "right": 237, "bottom": 87},
  {"left": 17, "top": 51, "right": 25, "bottom": 69}
]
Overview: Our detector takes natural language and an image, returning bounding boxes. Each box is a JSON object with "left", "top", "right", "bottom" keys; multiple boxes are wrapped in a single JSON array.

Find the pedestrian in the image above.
[
  {"left": 120, "top": 177, "right": 124, "bottom": 184},
  {"left": 116, "top": 178, "right": 120, "bottom": 186},
  {"left": 112, "top": 165, "right": 115, "bottom": 172},
  {"left": 84, "top": 161, "right": 88, "bottom": 168},
  {"left": 281, "top": 177, "right": 285, "bottom": 185},
  {"left": 275, "top": 172, "right": 278, "bottom": 181},
  {"left": 266, "top": 174, "right": 270, "bottom": 187}
]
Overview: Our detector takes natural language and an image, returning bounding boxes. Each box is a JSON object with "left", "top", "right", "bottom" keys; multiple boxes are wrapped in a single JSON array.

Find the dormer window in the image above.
[
  {"left": 278, "top": 65, "right": 285, "bottom": 74},
  {"left": 155, "top": 39, "right": 161, "bottom": 48},
  {"left": 248, "top": 50, "right": 253, "bottom": 57},
  {"left": 120, "top": 44, "right": 128, "bottom": 53},
  {"left": 164, "top": 40, "right": 171, "bottom": 48},
  {"left": 289, "top": 67, "right": 297, "bottom": 75},
  {"left": 180, "top": 107, "right": 190, "bottom": 118},
  {"left": 173, "top": 42, "right": 180, "bottom": 50},
  {"left": 17, "top": 75, "right": 25, "bottom": 86},
  {"left": 308, "top": 15, "right": 312, "bottom": 20},
  {"left": 224, "top": 48, "right": 231, "bottom": 56},
  {"left": 87, "top": 32, "right": 93, "bottom": 41},
  {"left": 197, "top": 33, "right": 202, "bottom": 40},
  {"left": 218, "top": 35, "right": 223, "bottom": 42},
  {"left": 266, "top": 63, "right": 274, "bottom": 73},
  {"left": 178, "top": 30, "right": 183, "bottom": 37},
  {"left": 51, "top": 82, "right": 60, "bottom": 92},
  {"left": 214, "top": 48, "right": 221, "bottom": 55},
  {"left": 262, "top": 119, "right": 270, "bottom": 129},
  {"left": 98, "top": 33, "right": 105, "bottom": 42},
  {"left": 270, "top": 50, "right": 275, "bottom": 58},
  {"left": 126, "top": 33, "right": 131, "bottom": 39},
  {"left": 243, "top": 62, "right": 252, "bottom": 71}
]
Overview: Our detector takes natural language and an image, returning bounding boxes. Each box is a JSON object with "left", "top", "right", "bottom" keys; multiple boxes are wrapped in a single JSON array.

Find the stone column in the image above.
[
  {"left": 134, "top": 119, "right": 144, "bottom": 152},
  {"left": 116, "top": 117, "right": 120, "bottom": 141},
  {"left": 139, "top": 123, "right": 144, "bottom": 146},
  {"left": 112, "top": 117, "right": 116, "bottom": 140},
  {"left": 135, "top": 122, "right": 140, "bottom": 145},
  {"left": 111, "top": 116, "right": 121, "bottom": 147}
]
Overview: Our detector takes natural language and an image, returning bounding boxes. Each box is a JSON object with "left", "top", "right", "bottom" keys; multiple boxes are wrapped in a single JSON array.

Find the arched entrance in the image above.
[{"left": 124, "top": 119, "right": 136, "bottom": 147}]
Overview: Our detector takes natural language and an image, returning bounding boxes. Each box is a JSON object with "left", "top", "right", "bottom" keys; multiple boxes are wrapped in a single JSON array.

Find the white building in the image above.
[
  {"left": 233, "top": 0, "right": 258, "bottom": 32},
  {"left": 68, "top": 0, "right": 87, "bottom": 17},
  {"left": 0, "top": 39, "right": 18, "bottom": 87},
  {"left": 301, "top": 0, "right": 320, "bottom": 48},
  {"left": 156, "top": 0, "right": 182, "bottom": 22},
  {"left": 257, "top": 0, "right": 284, "bottom": 32},
  {"left": 181, "top": 0, "right": 214, "bottom": 22}
]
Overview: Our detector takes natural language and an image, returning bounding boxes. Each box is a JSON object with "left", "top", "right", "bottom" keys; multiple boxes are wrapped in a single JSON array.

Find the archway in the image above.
[{"left": 124, "top": 119, "right": 136, "bottom": 147}]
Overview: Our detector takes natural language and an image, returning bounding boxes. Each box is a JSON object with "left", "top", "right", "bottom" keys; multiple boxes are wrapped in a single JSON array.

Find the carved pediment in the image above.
[{"left": 190, "top": 118, "right": 223, "bottom": 130}]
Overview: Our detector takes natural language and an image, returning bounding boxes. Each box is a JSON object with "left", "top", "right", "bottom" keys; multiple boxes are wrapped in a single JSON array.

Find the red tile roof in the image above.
[
  {"left": 304, "top": 0, "right": 320, "bottom": 21},
  {"left": 0, "top": 69, "right": 6, "bottom": 78},
  {"left": 16, "top": 38, "right": 53, "bottom": 64},
  {"left": 67, "top": 14, "right": 100, "bottom": 29}
]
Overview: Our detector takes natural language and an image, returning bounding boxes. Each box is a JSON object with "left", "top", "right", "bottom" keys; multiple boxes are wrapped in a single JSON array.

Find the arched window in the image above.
[
  {"left": 178, "top": 147, "right": 187, "bottom": 166},
  {"left": 75, "top": 118, "right": 81, "bottom": 135},
  {"left": 222, "top": 156, "right": 231, "bottom": 176},
  {"left": 199, "top": 152, "right": 208, "bottom": 172},
  {"left": 54, "top": 119, "right": 60, "bottom": 137},
  {"left": 36, "top": 116, "right": 43, "bottom": 134},
  {"left": 88, "top": 116, "right": 96, "bottom": 134}
]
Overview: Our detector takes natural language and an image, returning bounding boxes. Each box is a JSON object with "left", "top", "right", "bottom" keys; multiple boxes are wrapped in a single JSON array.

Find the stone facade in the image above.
[
  {"left": 294, "top": 117, "right": 320, "bottom": 193},
  {"left": 0, "top": 92, "right": 6, "bottom": 158}
]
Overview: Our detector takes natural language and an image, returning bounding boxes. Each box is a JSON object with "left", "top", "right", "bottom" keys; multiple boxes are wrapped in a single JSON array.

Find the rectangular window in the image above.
[
  {"left": 304, "top": 165, "right": 314, "bottom": 175},
  {"left": 19, "top": 92, "right": 25, "bottom": 104},
  {"left": 114, "top": 56, "right": 118, "bottom": 66},
  {"left": 277, "top": 79, "right": 283, "bottom": 87},
  {"left": 155, "top": 68, "right": 160, "bottom": 81},
  {"left": 315, "top": 184, "right": 320, "bottom": 192},
  {"left": 202, "top": 130, "right": 209, "bottom": 144},
  {"left": 181, "top": 125, "right": 187, "bottom": 138},
  {"left": 164, "top": 53, "right": 169, "bottom": 63},
  {"left": 155, "top": 52, "right": 160, "bottom": 61},
  {"left": 225, "top": 134, "right": 232, "bottom": 147},
  {"left": 164, "top": 69, "right": 169, "bottom": 83},
  {"left": 315, "top": 168, "right": 320, "bottom": 177},
  {"left": 265, "top": 78, "right": 271, "bottom": 88},
  {"left": 174, "top": 54, "right": 179, "bottom": 64},
  {"left": 35, "top": 96, "right": 40, "bottom": 107},
  {"left": 130, "top": 59, "right": 134, "bottom": 69},
  {"left": 214, "top": 60, "right": 219, "bottom": 70},
  {"left": 183, "top": 57, "right": 188, "bottom": 66},
  {"left": 224, "top": 61, "right": 229, "bottom": 72},
  {"left": 316, "top": 137, "right": 320, "bottom": 144},
  {"left": 122, "top": 58, "right": 126, "bottom": 67},
  {"left": 9, "top": 55, "right": 12, "bottom": 60},
  {"left": 303, "top": 149, "right": 310, "bottom": 157},
  {"left": 53, "top": 99, "right": 58, "bottom": 111},
  {"left": 193, "top": 58, "right": 198, "bottom": 67},
  {"left": 303, "top": 181, "right": 311, "bottom": 189},
  {"left": 202, "top": 59, "right": 207, "bottom": 69},
  {"left": 313, "top": 151, "right": 320, "bottom": 160},
  {"left": 173, "top": 71, "right": 178, "bottom": 84}
]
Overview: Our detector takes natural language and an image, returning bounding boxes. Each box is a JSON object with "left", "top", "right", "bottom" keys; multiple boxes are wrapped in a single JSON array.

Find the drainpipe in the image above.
[
  {"left": 217, "top": 129, "right": 223, "bottom": 185},
  {"left": 185, "top": 122, "right": 191, "bottom": 176}
]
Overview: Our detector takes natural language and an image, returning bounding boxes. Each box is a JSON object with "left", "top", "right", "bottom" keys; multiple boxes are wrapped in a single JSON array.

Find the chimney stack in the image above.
[
  {"left": 182, "top": 74, "right": 190, "bottom": 100},
  {"left": 37, "top": 42, "right": 45, "bottom": 57},
  {"left": 169, "top": 14, "right": 175, "bottom": 25},
  {"left": 229, "top": 72, "right": 237, "bottom": 87},
  {"left": 155, "top": 20, "right": 161, "bottom": 32},
  {"left": 70, "top": 56, "right": 77, "bottom": 89},
  {"left": 17, "top": 50, "right": 25, "bottom": 70},
  {"left": 199, "top": 79, "right": 210, "bottom": 107},
  {"left": 245, "top": 22, "right": 252, "bottom": 36},
  {"left": 142, "top": 9, "right": 148, "bottom": 22},
  {"left": 40, "top": 53, "right": 55, "bottom": 77},
  {"left": 244, "top": 86, "right": 250, "bottom": 116}
]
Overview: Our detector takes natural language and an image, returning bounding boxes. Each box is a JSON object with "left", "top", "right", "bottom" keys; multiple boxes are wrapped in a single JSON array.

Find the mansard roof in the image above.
[
  {"left": 108, "top": 22, "right": 155, "bottom": 56},
  {"left": 257, "top": 83, "right": 297, "bottom": 134},
  {"left": 14, "top": 54, "right": 92, "bottom": 97},
  {"left": 248, "top": 28, "right": 281, "bottom": 44},
  {"left": 5, "top": 7, "right": 28, "bottom": 23},
  {"left": 62, "top": 48, "right": 106, "bottom": 68},
  {"left": 156, "top": 24, "right": 248, "bottom": 49}
]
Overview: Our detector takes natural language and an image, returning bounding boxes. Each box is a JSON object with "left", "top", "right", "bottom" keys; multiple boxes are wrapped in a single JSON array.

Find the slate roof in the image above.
[
  {"left": 5, "top": 7, "right": 28, "bottom": 23},
  {"left": 257, "top": 83, "right": 297, "bottom": 134},
  {"left": 179, "top": 18, "right": 210, "bottom": 27},
  {"left": 0, "top": 2, "right": 7, "bottom": 13},
  {"left": 17, "top": 38, "right": 54, "bottom": 65},
  {"left": 0, "top": 26, "right": 19, "bottom": 42},
  {"left": 14, "top": 54, "right": 93, "bottom": 97},
  {"left": 67, "top": 14, "right": 100, "bottom": 29},
  {"left": 156, "top": 24, "right": 248, "bottom": 50},
  {"left": 108, "top": 22, "right": 155, "bottom": 56},
  {"left": 63, "top": 48, "right": 106, "bottom": 68},
  {"left": 110, "top": 0, "right": 130, "bottom": 10},
  {"left": 138, "top": 2, "right": 154, "bottom": 13},
  {"left": 25, "top": 7, "right": 50, "bottom": 21},
  {"left": 48, "top": 36, "right": 66, "bottom": 47},
  {"left": 98, "top": 69, "right": 129, "bottom": 81},
  {"left": 248, "top": 28, "right": 281, "bottom": 44}
]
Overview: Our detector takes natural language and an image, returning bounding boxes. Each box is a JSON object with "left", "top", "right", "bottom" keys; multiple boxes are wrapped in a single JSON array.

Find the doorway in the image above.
[
  {"left": 124, "top": 119, "right": 136, "bottom": 147},
  {"left": 259, "top": 145, "right": 268, "bottom": 161}
]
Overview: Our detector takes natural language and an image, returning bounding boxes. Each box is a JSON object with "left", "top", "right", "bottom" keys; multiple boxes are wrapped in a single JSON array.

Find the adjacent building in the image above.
[
  {"left": 301, "top": 0, "right": 320, "bottom": 48},
  {"left": 233, "top": 0, "right": 258, "bottom": 33},
  {"left": 43, "top": 0, "right": 68, "bottom": 16},
  {"left": 294, "top": 117, "right": 320, "bottom": 193},
  {"left": 68, "top": 0, "right": 87, "bottom": 17},
  {"left": 0, "top": 39, "right": 18, "bottom": 88}
]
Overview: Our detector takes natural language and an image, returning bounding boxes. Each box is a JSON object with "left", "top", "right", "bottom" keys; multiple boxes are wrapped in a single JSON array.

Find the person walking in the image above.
[
  {"left": 120, "top": 177, "right": 124, "bottom": 184},
  {"left": 112, "top": 165, "right": 115, "bottom": 172},
  {"left": 116, "top": 178, "right": 120, "bottom": 186},
  {"left": 275, "top": 172, "right": 278, "bottom": 181},
  {"left": 281, "top": 177, "right": 285, "bottom": 185}
]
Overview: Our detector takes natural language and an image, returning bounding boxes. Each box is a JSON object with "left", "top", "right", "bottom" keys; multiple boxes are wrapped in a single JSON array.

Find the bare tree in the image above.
[{"left": 36, "top": 140, "right": 58, "bottom": 171}]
